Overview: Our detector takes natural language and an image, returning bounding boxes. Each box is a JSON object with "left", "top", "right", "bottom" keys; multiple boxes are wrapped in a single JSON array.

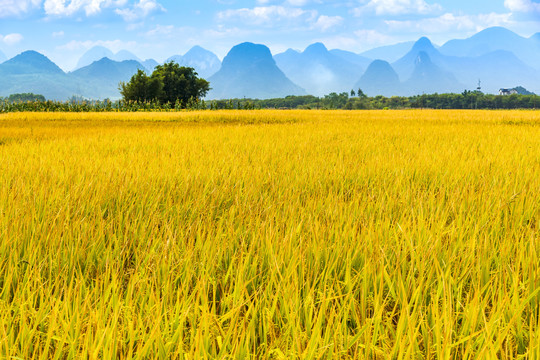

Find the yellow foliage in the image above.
[{"left": 0, "top": 110, "right": 540, "bottom": 359}]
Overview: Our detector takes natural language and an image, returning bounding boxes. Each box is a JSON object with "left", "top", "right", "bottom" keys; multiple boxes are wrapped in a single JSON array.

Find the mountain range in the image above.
[
  {"left": 0, "top": 51, "right": 145, "bottom": 100},
  {"left": 389, "top": 34, "right": 539, "bottom": 95},
  {"left": 75, "top": 46, "right": 159, "bottom": 73},
  {"left": 0, "top": 51, "right": 77, "bottom": 100},
  {"left": 274, "top": 43, "right": 370, "bottom": 96},
  {"left": 71, "top": 57, "right": 145, "bottom": 99},
  {"left": 0, "top": 27, "right": 538, "bottom": 100},
  {"left": 440, "top": 27, "right": 540, "bottom": 70},
  {"left": 359, "top": 41, "right": 416, "bottom": 63}
]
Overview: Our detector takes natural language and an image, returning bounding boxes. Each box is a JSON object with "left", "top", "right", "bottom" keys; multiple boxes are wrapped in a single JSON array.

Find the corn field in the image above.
[{"left": 0, "top": 99, "right": 255, "bottom": 113}]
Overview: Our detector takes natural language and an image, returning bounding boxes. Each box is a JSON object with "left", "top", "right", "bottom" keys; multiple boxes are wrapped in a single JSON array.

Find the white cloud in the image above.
[
  {"left": 217, "top": 6, "right": 317, "bottom": 27},
  {"left": 44, "top": 0, "right": 118, "bottom": 16},
  {"left": 52, "top": 31, "right": 65, "bottom": 37},
  {"left": 203, "top": 26, "right": 252, "bottom": 40},
  {"left": 126, "top": 22, "right": 145, "bottom": 31},
  {"left": 385, "top": 12, "right": 513, "bottom": 33},
  {"left": 315, "top": 30, "right": 394, "bottom": 52},
  {"left": 255, "top": 0, "right": 311, "bottom": 4},
  {"left": 504, "top": 0, "right": 540, "bottom": 13},
  {"left": 286, "top": 0, "right": 311, "bottom": 5},
  {"left": 42, "top": 0, "right": 161, "bottom": 19},
  {"left": 115, "top": 8, "right": 137, "bottom": 21},
  {"left": 354, "top": 0, "right": 442, "bottom": 16},
  {"left": 0, "top": 33, "right": 24, "bottom": 45},
  {"left": 0, "top": 0, "right": 41, "bottom": 18},
  {"left": 115, "top": 0, "right": 164, "bottom": 21},
  {"left": 354, "top": 29, "right": 392, "bottom": 44},
  {"left": 145, "top": 24, "right": 175, "bottom": 37},
  {"left": 57, "top": 39, "right": 137, "bottom": 52},
  {"left": 312, "top": 15, "right": 343, "bottom": 32}
]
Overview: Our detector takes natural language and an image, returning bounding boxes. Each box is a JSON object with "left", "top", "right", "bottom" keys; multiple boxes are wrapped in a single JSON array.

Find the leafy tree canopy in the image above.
[
  {"left": 119, "top": 69, "right": 162, "bottom": 103},
  {"left": 6, "top": 93, "right": 46, "bottom": 102},
  {"left": 119, "top": 62, "right": 210, "bottom": 107}
]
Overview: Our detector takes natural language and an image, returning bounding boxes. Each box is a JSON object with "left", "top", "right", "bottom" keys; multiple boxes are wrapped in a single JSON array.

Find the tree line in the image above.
[
  {"left": 212, "top": 91, "right": 539, "bottom": 110},
  {"left": 0, "top": 93, "right": 46, "bottom": 103},
  {"left": 2, "top": 92, "right": 539, "bottom": 113}
]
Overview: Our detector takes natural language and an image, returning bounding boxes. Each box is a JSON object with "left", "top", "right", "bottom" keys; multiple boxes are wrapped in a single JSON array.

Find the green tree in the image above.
[
  {"left": 7, "top": 93, "right": 46, "bottom": 102},
  {"left": 151, "top": 62, "right": 210, "bottom": 106},
  {"left": 119, "top": 69, "right": 162, "bottom": 103}
]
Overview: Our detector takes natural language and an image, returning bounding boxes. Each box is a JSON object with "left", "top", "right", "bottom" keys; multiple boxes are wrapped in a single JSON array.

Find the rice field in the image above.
[{"left": 1, "top": 110, "right": 540, "bottom": 359}]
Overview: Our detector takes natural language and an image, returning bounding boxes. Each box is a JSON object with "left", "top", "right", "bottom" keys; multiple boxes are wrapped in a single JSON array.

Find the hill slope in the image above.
[
  {"left": 71, "top": 58, "right": 145, "bottom": 99},
  {"left": 176, "top": 46, "right": 221, "bottom": 79},
  {"left": 329, "top": 49, "right": 372, "bottom": 69},
  {"left": 76, "top": 46, "right": 142, "bottom": 70},
  {"left": 393, "top": 37, "right": 444, "bottom": 79},
  {"left": 403, "top": 52, "right": 463, "bottom": 95},
  {"left": 0, "top": 51, "right": 64, "bottom": 76},
  {"left": 208, "top": 42, "right": 305, "bottom": 99},
  {"left": 440, "top": 27, "right": 540, "bottom": 69},
  {"left": 141, "top": 59, "right": 159, "bottom": 72},
  {"left": 391, "top": 35, "right": 540, "bottom": 94},
  {"left": 0, "top": 52, "right": 147, "bottom": 100},
  {"left": 76, "top": 46, "right": 115, "bottom": 69},
  {"left": 114, "top": 50, "right": 141, "bottom": 63},
  {"left": 274, "top": 43, "right": 364, "bottom": 96},
  {"left": 451, "top": 50, "right": 540, "bottom": 94},
  {"left": 0, "top": 51, "right": 79, "bottom": 100},
  {"left": 355, "top": 60, "right": 401, "bottom": 97},
  {"left": 360, "top": 41, "right": 415, "bottom": 63}
]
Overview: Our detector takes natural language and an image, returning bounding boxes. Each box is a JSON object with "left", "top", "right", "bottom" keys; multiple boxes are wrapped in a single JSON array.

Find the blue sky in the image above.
[{"left": 0, "top": 0, "right": 539, "bottom": 70}]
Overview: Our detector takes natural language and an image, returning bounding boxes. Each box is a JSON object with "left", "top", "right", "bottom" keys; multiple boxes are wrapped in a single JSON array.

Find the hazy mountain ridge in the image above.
[
  {"left": 0, "top": 51, "right": 64, "bottom": 76},
  {"left": 404, "top": 52, "right": 463, "bottom": 95},
  {"left": 393, "top": 37, "right": 445, "bottom": 79},
  {"left": 360, "top": 41, "right": 415, "bottom": 63},
  {"left": 392, "top": 36, "right": 540, "bottom": 94},
  {"left": 0, "top": 51, "right": 147, "bottom": 100},
  {"left": 76, "top": 46, "right": 144, "bottom": 69},
  {"left": 354, "top": 60, "right": 401, "bottom": 97},
  {"left": 208, "top": 42, "right": 305, "bottom": 100},
  {"left": 167, "top": 46, "right": 221, "bottom": 79},
  {"left": 71, "top": 58, "right": 146, "bottom": 99},
  {"left": 114, "top": 50, "right": 141, "bottom": 63},
  {"left": 0, "top": 51, "right": 80, "bottom": 99},
  {"left": 1, "top": 27, "right": 539, "bottom": 100},
  {"left": 76, "top": 46, "right": 113, "bottom": 69},
  {"left": 329, "top": 49, "right": 372, "bottom": 69},
  {"left": 141, "top": 59, "right": 159, "bottom": 72},
  {"left": 440, "top": 27, "right": 540, "bottom": 70},
  {"left": 274, "top": 43, "right": 367, "bottom": 97}
]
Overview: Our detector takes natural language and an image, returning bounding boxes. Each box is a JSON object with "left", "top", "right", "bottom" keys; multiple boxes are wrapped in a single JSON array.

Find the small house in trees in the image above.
[{"left": 499, "top": 88, "right": 518, "bottom": 96}]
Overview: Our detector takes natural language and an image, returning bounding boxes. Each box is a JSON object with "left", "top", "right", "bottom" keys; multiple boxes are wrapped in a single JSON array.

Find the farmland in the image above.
[{"left": 1, "top": 110, "right": 539, "bottom": 358}]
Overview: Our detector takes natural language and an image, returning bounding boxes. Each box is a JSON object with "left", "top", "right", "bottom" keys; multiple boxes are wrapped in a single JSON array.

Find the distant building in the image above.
[{"left": 499, "top": 88, "right": 518, "bottom": 96}]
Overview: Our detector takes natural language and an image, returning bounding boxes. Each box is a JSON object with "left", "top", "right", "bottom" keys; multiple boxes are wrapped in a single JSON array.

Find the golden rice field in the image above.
[{"left": 1, "top": 110, "right": 540, "bottom": 359}]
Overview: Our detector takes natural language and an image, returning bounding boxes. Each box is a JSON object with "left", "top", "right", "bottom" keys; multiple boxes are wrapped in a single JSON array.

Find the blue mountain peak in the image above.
[
  {"left": 304, "top": 42, "right": 328, "bottom": 55},
  {"left": 412, "top": 37, "right": 435, "bottom": 52}
]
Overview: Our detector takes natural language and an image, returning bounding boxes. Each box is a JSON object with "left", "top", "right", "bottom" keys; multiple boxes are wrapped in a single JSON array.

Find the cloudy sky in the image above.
[{"left": 0, "top": 0, "right": 539, "bottom": 70}]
